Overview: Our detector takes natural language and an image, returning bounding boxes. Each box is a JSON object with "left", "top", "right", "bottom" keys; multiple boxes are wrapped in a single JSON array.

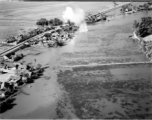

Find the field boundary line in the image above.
[{"left": 62, "top": 61, "right": 152, "bottom": 68}]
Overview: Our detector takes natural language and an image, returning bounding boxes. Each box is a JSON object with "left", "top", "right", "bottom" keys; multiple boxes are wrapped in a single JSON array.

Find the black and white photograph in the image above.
[{"left": 0, "top": 0, "right": 152, "bottom": 119}]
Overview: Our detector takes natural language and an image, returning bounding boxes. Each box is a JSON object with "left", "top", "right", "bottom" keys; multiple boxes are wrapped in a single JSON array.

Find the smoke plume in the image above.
[{"left": 62, "top": 6, "right": 88, "bottom": 32}]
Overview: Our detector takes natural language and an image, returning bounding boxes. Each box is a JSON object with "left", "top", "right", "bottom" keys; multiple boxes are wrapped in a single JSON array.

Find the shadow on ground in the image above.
[{"left": 0, "top": 98, "right": 17, "bottom": 113}]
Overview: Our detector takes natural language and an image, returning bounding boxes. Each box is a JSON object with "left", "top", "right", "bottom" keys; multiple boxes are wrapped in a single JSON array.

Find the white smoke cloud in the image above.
[{"left": 62, "top": 6, "right": 88, "bottom": 32}]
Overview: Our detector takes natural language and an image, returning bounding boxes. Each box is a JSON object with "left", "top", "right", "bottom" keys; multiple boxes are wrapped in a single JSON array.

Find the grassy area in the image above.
[{"left": 57, "top": 63, "right": 152, "bottom": 119}]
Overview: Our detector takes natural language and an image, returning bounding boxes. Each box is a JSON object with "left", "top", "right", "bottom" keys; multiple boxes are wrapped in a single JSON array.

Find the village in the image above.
[
  {"left": 0, "top": 18, "right": 79, "bottom": 106},
  {"left": 0, "top": 1, "right": 152, "bottom": 119}
]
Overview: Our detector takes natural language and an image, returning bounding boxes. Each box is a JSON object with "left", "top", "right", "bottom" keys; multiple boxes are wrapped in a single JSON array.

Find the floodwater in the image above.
[
  {"left": 58, "top": 11, "right": 151, "bottom": 66},
  {"left": 110, "top": 67, "right": 151, "bottom": 75},
  {"left": 57, "top": 63, "right": 152, "bottom": 119},
  {"left": 0, "top": 1, "right": 152, "bottom": 119}
]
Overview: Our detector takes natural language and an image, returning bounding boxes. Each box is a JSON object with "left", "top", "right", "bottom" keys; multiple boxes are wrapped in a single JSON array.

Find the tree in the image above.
[
  {"left": 143, "top": 3, "right": 149, "bottom": 13},
  {"left": 67, "top": 20, "right": 75, "bottom": 26},
  {"left": 6, "top": 36, "right": 16, "bottom": 43},
  {"left": 56, "top": 29, "right": 62, "bottom": 34},
  {"left": 48, "top": 18, "right": 63, "bottom": 26},
  {"left": 135, "top": 17, "right": 152, "bottom": 37},
  {"left": 49, "top": 19, "right": 54, "bottom": 26},
  {"left": 148, "top": 24, "right": 152, "bottom": 34},
  {"left": 44, "top": 33, "right": 51, "bottom": 38},
  {"left": 62, "top": 25, "right": 70, "bottom": 32},
  {"left": 133, "top": 20, "right": 139, "bottom": 30},
  {"left": 36, "top": 18, "right": 48, "bottom": 26},
  {"left": 54, "top": 18, "right": 63, "bottom": 26}
]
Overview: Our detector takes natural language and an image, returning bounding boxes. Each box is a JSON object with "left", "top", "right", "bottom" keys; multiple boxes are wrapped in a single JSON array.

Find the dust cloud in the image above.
[{"left": 62, "top": 6, "right": 88, "bottom": 32}]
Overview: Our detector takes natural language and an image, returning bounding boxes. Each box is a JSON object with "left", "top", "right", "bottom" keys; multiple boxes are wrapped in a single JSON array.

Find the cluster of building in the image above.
[
  {"left": 0, "top": 20, "right": 79, "bottom": 106},
  {"left": 27, "top": 28, "right": 75, "bottom": 48},
  {"left": 1, "top": 23, "right": 77, "bottom": 50},
  {"left": 0, "top": 61, "right": 44, "bottom": 105},
  {"left": 121, "top": 2, "right": 152, "bottom": 14},
  {"left": 85, "top": 13, "right": 107, "bottom": 24}
]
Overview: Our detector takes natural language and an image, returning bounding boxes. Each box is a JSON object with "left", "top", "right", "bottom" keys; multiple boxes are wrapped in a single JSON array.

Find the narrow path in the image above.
[{"left": 62, "top": 61, "right": 152, "bottom": 68}]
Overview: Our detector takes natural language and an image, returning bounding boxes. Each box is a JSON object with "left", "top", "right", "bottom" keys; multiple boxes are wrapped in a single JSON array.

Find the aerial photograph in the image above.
[{"left": 0, "top": 0, "right": 152, "bottom": 119}]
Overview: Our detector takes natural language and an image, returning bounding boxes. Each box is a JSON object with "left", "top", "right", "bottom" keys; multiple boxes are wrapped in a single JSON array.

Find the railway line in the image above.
[
  {"left": 0, "top": 2, "right": 131, "bottom": 57},
  {"left": 0, "top": 26, "right": 60, "bottom": 57}
]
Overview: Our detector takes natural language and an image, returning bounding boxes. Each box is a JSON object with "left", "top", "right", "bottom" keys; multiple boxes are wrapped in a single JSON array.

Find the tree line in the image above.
[
  {"left": 133, "top": 17, "right": 152, "bottom": 37},
  {"left": 36, "top": 18, "right": 63, "bottom": 27}
]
